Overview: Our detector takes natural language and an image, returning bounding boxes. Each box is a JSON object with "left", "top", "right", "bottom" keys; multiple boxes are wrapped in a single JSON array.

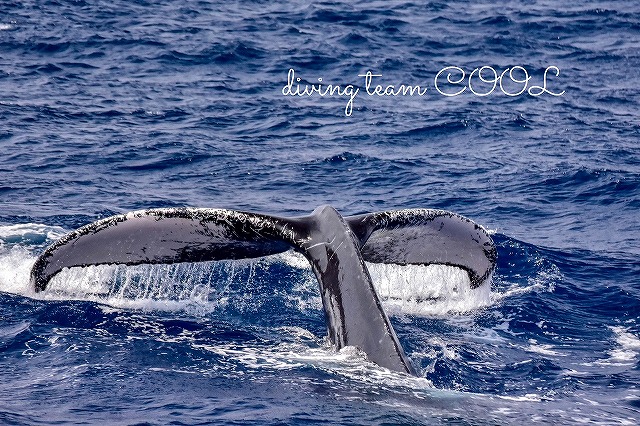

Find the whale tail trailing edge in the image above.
[{"left": 30, "top": 206, "right": 496, "bottom": 375}]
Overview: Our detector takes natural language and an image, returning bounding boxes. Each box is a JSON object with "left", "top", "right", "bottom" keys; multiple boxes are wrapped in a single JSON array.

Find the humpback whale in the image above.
[{"left": 30, "top": 205, "right": 496, "bottom": 375}]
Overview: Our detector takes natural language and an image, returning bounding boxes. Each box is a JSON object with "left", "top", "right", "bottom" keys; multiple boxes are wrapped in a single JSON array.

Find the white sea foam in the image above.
[
  {"left": 369, "top": 262, "right": 493, "bottom": 316},
  {"left": 605, "top": 326, "right": 640, "bottom": 364},
  {"left": 0, "top": 245, "right": 37, "bottom": 296},
  {"left": 0, "top": 223, "right": 66, "bottom": 243},
  {"left": 491, "top": 262, "right": 560, "bottom": 304},
  {"left": 525, "top": 339, "right": 566, "bottom": 357},
  {"left": 580, "top": 326, "right": 640, "bottom": 367},
  {"left": 193, "top": 337, "right": 438, "bottom": 391}
]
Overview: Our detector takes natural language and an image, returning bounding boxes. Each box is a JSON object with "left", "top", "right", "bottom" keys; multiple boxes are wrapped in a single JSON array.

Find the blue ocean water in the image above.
[{"left": 1, "top": 0, "right": 639, "bottom": 424}]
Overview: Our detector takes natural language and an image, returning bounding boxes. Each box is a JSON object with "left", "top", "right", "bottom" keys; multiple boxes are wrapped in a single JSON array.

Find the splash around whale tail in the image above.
[{"left": 30, "top": 205, "right": 496, "bottom": 375}]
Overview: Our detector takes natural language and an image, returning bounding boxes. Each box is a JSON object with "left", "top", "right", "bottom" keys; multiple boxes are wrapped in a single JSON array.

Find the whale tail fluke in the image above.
[
  {"left": 30, "top": 206, "right": 496, "bottom": 375},
  {"left": 347, "top": 209, "right": 497, "bottom": 288}
]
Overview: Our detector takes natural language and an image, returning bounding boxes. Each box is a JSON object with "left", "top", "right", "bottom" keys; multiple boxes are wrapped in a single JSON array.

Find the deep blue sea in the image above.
[{"left": 1, "top": 0, "right": 639, "bottom": 424}]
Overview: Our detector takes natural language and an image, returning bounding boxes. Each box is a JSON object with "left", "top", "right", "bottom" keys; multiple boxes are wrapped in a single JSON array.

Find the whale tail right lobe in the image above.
[{"left": 347, "top": 208, "right": 497, "bottom": 288}]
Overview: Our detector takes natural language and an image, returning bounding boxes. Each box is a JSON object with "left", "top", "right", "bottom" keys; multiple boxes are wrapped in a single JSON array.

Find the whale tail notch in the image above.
[{"left": 30, "top": 206, "right": 496, "bottom": 375}]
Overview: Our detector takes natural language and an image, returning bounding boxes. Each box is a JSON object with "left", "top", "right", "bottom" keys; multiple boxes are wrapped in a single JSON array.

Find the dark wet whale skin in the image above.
[{"left": 31, "top": 205, "right": 496, "bottom": 375}]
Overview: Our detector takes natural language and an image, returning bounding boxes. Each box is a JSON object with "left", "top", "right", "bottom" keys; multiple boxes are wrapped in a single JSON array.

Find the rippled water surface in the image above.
[{"left": 1, "top": 1, "right": 639, "bottom": 424}]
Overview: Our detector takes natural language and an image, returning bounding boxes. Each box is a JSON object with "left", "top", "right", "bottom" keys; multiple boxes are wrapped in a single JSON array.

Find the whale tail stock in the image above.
[{"left": 30, "top": 205, "right": 496, "bottom": 375}]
